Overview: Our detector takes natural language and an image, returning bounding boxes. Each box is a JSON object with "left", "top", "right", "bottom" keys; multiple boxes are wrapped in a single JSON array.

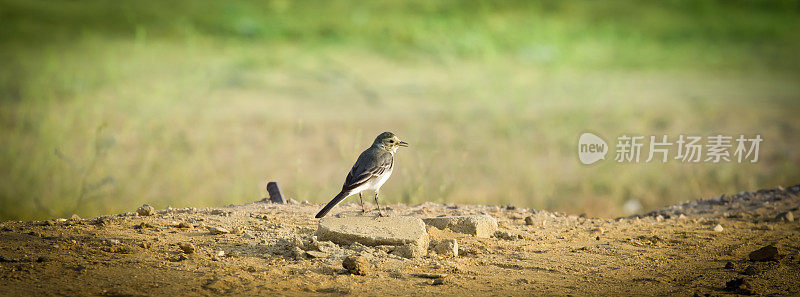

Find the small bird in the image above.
[{"left": 315, "top": 132, "right": 408, "bottom": 218}]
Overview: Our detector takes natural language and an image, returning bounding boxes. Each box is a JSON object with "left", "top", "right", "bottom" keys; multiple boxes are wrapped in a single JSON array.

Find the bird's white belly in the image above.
[{"left": 365, "top": 166, "right": 392, "bottom": 192}]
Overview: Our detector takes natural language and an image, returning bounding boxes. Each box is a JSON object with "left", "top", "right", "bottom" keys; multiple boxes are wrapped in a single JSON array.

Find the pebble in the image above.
[
  {"left": 742, "top": 265, "right": 759, "bottom": 275},
  {"left": 784, "top": 211, "right": 794, "bottom": 222},
  {"left": 724, "top": 262, "right": 734, "bottom": 269},
  {"left": 432, "top": 278, "right": 445, "bottom": 285},
  {"left": 725, "top": 278, "right": 753, "bottom": 295},
  {"left": 494, "top": 231, "right": 516, "bottom": 240},
  {"left": 216, "top": 250, "right": 225, "bottom": 257},
  {"left": 342, "top": 255, "right": 371, "bottom": 276},
  {"left": 208, "top": 227, "right": 230, "bottom": 235},
  {"left": 178, "top": 242, "right": 195, "bottom": 254},
  {"left": 305, "top": 251, "right": 330, "bottom": 259},
  {"left": 139, "top": 242, "right": 150, "bottom": 249},
  {"left": 176, "top": 222, "right": 191, "bottom": 228},
  {"left": 291, "top": 247, "right": 306, "bottom": 260},
  {"left": 137, "top": 204, "right": 155, "bottom": 216},
  {"left": 412, "top": 273, "right": 448, "bottom": 279},
  {"left": 749, "top": 245, "right": 779, "bottom": 262},
  {"left": 655, "top": 215, "right": 664, "bottom": 222},
  {"left": 70, "top": 214, "right": 81, "bottom": 220},
  {"left": 524, "top": 216, "right": 535, "bottom": 226},
  {"left": 712, "top": 224, "right": 724, "bottom": 232},
  {"left": 432, "top": 239, "right": 458, "bottom": 257},
  {"left": 106, "top": 239, "right": 121, "bottom": 245}
]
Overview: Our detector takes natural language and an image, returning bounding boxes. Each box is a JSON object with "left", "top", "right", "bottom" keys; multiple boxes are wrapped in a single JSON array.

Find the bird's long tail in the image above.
[{"left": 315, "top": 191, "right": 350, "bottom": 218}]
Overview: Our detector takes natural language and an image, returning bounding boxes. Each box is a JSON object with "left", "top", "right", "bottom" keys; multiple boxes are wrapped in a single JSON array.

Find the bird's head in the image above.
[{"left": 373, "top": 132, "right": 408, "bottom": 154}]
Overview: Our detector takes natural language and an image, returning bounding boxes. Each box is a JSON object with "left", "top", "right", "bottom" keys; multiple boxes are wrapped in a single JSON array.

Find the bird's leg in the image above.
[
  {"left": 374, "top": 191, "right": 385, "bottom": 217},
  {"left": 359, "top": 193, "right": 365, "bottom": 213}
]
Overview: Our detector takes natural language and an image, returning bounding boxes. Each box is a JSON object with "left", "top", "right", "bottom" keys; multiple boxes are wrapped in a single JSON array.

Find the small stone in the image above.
[
  {"left": 781, "top": 211, "right": 794, "bottom": 222},
  {"left": 216, "top": 250, "right": 225, "bottom": 257},
  {"left": 655, "top": 215, "right": 664, "bottom": 222},
  {"left": 592, "top": 227, "right": 605, "bottom": 234},
  {"left": 342, "top": 255, "right": 371, "bottom": 276},
  {"left": 742, "top": 265, "right": 759, "bottom": 275},
  {"left": 139, "top": 242, "right": 150, "bottom": 249},
  {"left": 678, "top": 214, "right": 687, "bottom": 220},
  {"left": 524, "top": 216, "right": 535, "bottom": 225},
  {"left": 55, "top": 218, "right": 67, "bottom": 223},
  {"left": 176, "top": 222, "right": 191, "bottom": 228},
  {"left": 178, "top": 242, "right": 195, "bottom": 254},
  {"left": 208, "top": 227, "right": 230, "bottom": 235},
  {"left": 70, "top": 214, "right": 81, "bottom": 220},
  {"left": 432, "top": 279, "right": 445, "bottom": 285},
  {"left": 432, "top": 239, "right": 458, "bottom": 257},
  {"left": 411, "top": 273, "right": 448, "bottom": 279},
  {"left": 106, "top": 239, "right": 121, "bottom": 245},
  {"left": 724, "top": 278, "right": 753, "bottom": 295},
  {"left": 724, "top": 262, "right": 735, "bottom": 269},
  {"left": 391, "top": 243, "right": 427, "bottom": 258},
  {"left": 423, "top": 215, "right": 498, "bottom": 238},
  {"left": 287, "top": 198, "right": 300, "bottom": 204},
  {"left": 291, "top": 247, "right": 306, "bottom": 260},
  {"left": 305, "top": 251, "right": 330, "bottom": 259},
  {"left": 712, "top": 224, "right": 724, "bottom": 232},
  {"left": 494, "top": 231, "right": 516, "bottom": 240},
  {"left": 137, "top": 204, "right": 155, "bottom": 216},
  {"left": 749, "top": 245, "right": 779, "bottom": 261},
  {"left": 230, "top": 227, "right": 244, "bottom": 235}
]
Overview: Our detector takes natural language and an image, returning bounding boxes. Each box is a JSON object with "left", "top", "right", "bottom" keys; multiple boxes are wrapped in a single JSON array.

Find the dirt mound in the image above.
[{"left": 0, "top": 185, "right": 798, "bottom": 296}]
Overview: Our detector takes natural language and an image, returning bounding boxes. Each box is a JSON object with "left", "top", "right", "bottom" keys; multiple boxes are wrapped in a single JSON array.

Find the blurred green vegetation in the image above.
[{"left": 1, "top": 0, "right": 799, "bottom": 220}]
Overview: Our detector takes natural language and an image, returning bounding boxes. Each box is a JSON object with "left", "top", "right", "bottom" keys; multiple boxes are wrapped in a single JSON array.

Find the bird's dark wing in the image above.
[{"left": 342, "top": 148, "right": 393, "bottom": 192}]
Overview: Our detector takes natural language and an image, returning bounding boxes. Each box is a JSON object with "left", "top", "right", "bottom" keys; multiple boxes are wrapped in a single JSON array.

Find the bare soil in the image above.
[{"left": 1, "top": 185, "right": 799, "bottom": 296}]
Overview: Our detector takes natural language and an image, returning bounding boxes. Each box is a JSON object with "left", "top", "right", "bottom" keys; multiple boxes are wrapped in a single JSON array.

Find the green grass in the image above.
[{"left": 1, "top": 0, "right": 799, "bottom": 220}]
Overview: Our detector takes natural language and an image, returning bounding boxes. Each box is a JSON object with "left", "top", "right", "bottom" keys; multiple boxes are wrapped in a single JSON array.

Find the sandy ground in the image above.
[{"left": 1, "top": 185, "right": 799, "bottom": 296}]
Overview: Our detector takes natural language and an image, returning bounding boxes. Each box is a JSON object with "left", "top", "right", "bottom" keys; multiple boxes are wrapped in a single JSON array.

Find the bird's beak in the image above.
[{"left": 398, "top": 141, "right": 409, "bottom": 147}]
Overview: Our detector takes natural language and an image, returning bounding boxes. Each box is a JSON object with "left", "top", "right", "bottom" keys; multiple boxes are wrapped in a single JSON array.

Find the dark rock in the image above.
[
  {"left": 749, "top": 245, "right": 780, "bottom": 262},
  {"left": 524, "top": 216, "right": 535, "bottom": 225},
  {"left": 266, "top": 181, "right": 285, "bottom": 204},
  {"left": 342, "top": 255, "right": 370, "bottom": 276},
  {"left": 411, "top": 273, "right": 448, "bottom": 279},
  {"left": 724, "top": 278, "right": 753, "bottom": 295},
  {"left": 432, "top": 278, "right": 445, "bottom": 285},
  {"left": 742, "top": 265, "right": 759, "bottom": 275},
  {"left": 724, "top": 262, "right": 734, "bottom": 269}
]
